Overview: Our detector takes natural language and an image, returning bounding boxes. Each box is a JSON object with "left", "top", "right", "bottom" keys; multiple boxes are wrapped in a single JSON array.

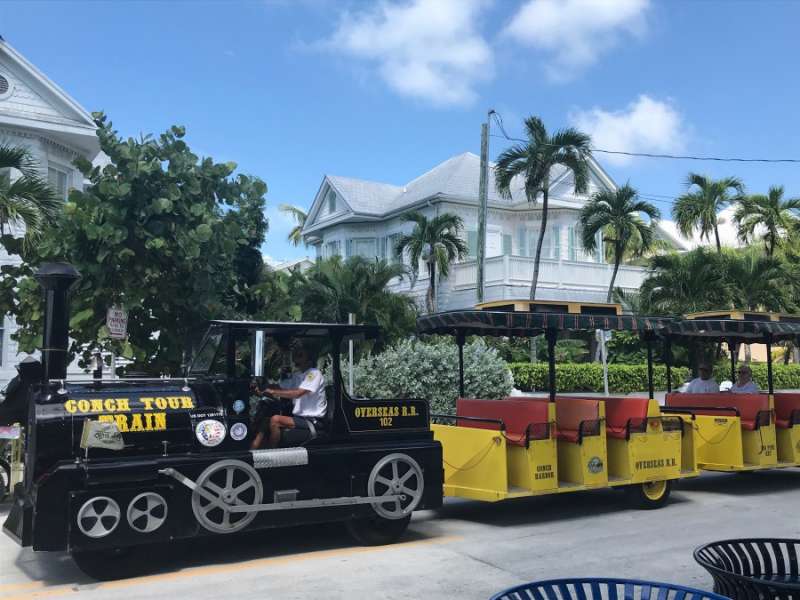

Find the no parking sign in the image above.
[{"left": 106, "top": 306, "right": 128, "bottom": 340}]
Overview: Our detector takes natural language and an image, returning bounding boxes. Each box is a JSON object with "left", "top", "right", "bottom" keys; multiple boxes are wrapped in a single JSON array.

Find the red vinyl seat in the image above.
[
  {"left": 774, "top": 393, "right": 800, "bottom": 429},
  {"left": 665, "top": 393, "right": 770, "bottom": 430},
  {"left": 554, "top": 397, "right": 601, "bottom": 443},
  {"left": 602, "top": 397, "right": 649, "bottom": 439},
  {"left": 456, "top": 397, "right": 550, "bottom": 446}
]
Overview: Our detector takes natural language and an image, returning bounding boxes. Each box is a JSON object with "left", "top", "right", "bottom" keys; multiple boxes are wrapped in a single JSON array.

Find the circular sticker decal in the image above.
[
  {"left": 195, "top": 420, "right": 226, "bottom": 447},
  {"left": 232, "top": 399, "right": 246, "bottom": 414},
  {"left": 230, "top": 422, "right": 248, "bottom": 441},
  {"left": 587, "top": 456, "right": 604, "bottom": 474}
]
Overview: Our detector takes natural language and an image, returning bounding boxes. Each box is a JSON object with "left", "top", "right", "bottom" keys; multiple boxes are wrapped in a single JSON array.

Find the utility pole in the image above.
[{"left": 477, "top": 109, "right": 493, "bottom": 303}]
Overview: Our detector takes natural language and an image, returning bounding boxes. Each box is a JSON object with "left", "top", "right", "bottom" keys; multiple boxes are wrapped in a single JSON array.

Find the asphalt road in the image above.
[{"left": 1, "top": 470, "right": 799, "bottom": 600}]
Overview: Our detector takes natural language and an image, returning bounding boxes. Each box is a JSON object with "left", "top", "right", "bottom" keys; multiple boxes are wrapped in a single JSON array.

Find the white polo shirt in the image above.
[
  {"left": 686, "top": 377, "right": 719, "bottom": 393},
  {"left": 731, "top": 380, "right": 759, "bottom": 393},
  {"left": 280, "top": 368, "right": 326, "bottom": 418}
]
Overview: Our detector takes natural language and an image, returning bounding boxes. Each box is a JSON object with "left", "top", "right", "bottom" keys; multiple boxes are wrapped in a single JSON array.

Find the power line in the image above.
[
  {"left": 488, "top": 112, "right": 800, "bottom": 163},
  {"left": 489, "top": 133, "right": 800, "bottom": 164}
]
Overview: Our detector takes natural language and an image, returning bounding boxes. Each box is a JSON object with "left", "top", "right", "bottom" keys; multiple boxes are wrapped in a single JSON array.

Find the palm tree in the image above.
[
  {"left": 394, "top": 211, "right": 467, "bottom": 313},
  {"left": 640, "top": 248, "right": 730, "bottom": 315},
  {"left": 301, "top": 256, "right": 416, "bottom": 346},
  {"left": 723, "top": 248, "right": 793, "bottom": 313},
  {"left": 495, "top": 116, "right": 592, "bottom": 300},
  {"left": 0, "top": 144, "right": 61, "bottom": 249},
  {"left": 734, "top": 186, "right": 800, "bottom": 257},
  {"left": 579, "top": 184, "right": 661, "bottom": 302},
  {"left": 672, "top": 173, "right": 743, "bottom": 252},
  {"left": 279, "top": 204, "right": 307, "bottom": 246}
]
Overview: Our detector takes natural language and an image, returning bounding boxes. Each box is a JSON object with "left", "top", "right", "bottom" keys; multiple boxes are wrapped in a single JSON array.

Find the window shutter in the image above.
[
  {"left": 517, "top": 226, "right": 527, "bottom": 257},
  {"left": 568, "top": 226, "right": 576, "bottom": 261},
  {"left": 502, "top": 234, "right": 512, "bottom": 256},
  {"left": 467, "top": 231, "right": 477, "bottom": 257},
  {"left": 345, "top": 239, "right": 352, "bottom": 258},
  {"left": 379, "top": 237, "right": 387, "bottom": 260},
  {"left": 553, "top": 226, "right": 561, "bottom": 259},
  {"left": 595, "top": 231, "right": 604, "bottom": 263}
]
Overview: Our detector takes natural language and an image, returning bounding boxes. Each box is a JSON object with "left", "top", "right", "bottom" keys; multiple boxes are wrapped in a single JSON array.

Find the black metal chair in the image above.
[
  {"left": 491, "top": 577, "right": 729, "bottom": 600},
  {"left": 695, "top": 538, "right": 800, "bottom": 599}
]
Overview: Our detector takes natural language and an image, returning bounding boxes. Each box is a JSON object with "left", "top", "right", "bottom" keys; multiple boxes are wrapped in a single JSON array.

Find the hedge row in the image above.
[
  {"left": 509, "top": 363, "right": 690, "bottom": 394},
  {"left": 509, "top": 362, "right": 800, "bottom": 393}
]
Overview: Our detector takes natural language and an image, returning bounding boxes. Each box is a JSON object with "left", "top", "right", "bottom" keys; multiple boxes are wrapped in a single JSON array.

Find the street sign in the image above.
[{"left": 107, "top": 306, "right": 128, "bottom": 340}]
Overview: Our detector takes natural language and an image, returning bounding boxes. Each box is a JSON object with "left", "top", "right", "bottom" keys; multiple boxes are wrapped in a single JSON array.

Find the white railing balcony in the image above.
[{"left": 452, "top": 255, "right": 647, "bottom": 295}]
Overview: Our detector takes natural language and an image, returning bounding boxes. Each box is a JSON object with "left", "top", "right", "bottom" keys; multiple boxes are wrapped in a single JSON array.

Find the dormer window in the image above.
[{"left": 326, "top": 188, "right": 337, "bottom": 214}]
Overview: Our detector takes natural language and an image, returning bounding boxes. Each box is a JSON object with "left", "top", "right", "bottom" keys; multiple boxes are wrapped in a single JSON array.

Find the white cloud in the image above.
[
  {"left": 504, "top": 0, "right": 649, "bottom": 81},
  {"left": 569, "top": 95, "right": 687, "bottom": 166},
  {"left": 325, "top": 0, "right": 493, "bottom": 106}
]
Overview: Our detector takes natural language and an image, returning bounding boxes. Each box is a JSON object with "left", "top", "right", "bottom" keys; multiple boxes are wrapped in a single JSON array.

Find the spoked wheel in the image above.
[
  {"left": 347, "top": 453, "right": 423, "bottom": 546},
  {"left": 191, "top": 460, "right": 263, "bottom": 534},
  {"left": 368, "top": 453, "right": 424, "bottom": 519},
  {"left": 625, "top": 479, "right": 672, "bottom": 509}
]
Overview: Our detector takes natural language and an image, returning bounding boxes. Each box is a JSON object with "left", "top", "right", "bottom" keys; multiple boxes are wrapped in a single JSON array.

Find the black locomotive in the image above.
[{"left": 2, "top": 263, "right": 443, "bottom": 578}]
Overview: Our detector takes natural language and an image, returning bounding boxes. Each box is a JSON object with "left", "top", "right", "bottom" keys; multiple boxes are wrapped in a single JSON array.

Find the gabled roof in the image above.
[
  {"left": 304, "top": 151, "right": 616, "bottom": 236},
  {"left": 0, "top": 36, "right": 99, "bottom": 156},
  {"left": 326, "top": 175, "right": 403, "bottom": 215}
]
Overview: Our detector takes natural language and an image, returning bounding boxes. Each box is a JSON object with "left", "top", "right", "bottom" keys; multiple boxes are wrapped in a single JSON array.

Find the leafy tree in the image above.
[
  {"left": 672, "top": 173, "right": 743, "bottom": 252},
  {"left": 300, "top": 256, "right": 417, "bottom": 347},
  {"left": 495, "top": 116, "right": 592, "bottom": 300},
  {"left": 723, "top": 247, "right": 794, "bottom": 312},
  {"left": 4, "top": 114, "right": 269, "bottom": 374},
  {"left": 640, "top": 248, "right": 730, "bottom": 315},
  {"left": 394, "top": 211, "right": 467, "bottom": 313},
  {"left": 734, "top": 185, "right": 800, "bottom": 256},
  {"left": 279, "top": 204, "right": 307, "bottom": 246},
  {"left": 579, "top": 184, "right": 660, "bottom": 302},
  {"left": 0, "top": 143, "right": 61, "bottom": 251}
]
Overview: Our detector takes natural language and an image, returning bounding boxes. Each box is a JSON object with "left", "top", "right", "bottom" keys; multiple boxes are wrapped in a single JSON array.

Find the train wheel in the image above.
[
  {"left": 71, "top": 547, "right": 137, "bottom": 580},
  {"left": 346, "top": 514, "right": 412, "bottom": 546},
  {"left": 0, "top": 459, "right": 10, "bottom": 502},
  {"left": 625, "top": 480, "right": 671, "bottom": 509}
]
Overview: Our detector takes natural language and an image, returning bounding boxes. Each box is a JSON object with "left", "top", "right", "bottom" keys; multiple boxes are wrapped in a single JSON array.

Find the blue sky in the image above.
[{"left": 3, "top": 0, "right": 800, "bottom": 261}]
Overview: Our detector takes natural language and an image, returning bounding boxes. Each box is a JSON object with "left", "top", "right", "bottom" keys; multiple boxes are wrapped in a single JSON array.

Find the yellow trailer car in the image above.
[
  {"left": 660, "top": 311, "right": 800, "bottom": 472},
  {"left": 417, "top": 303, "right": 698, "bottom": 509}
]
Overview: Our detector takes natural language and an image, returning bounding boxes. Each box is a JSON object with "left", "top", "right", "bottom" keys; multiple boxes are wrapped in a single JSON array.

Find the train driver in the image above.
[
  {"left": 250, "top": 344, "right": 326, "bottom": 449},
  {"left": 730, "top": 364, "right": 759, "bottom": 393},
  {"left": 685, "top": 363, "right": 719, "bottom": 393}
]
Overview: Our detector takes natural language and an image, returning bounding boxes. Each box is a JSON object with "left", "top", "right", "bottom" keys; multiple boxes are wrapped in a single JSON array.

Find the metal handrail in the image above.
[{"left": 431, "top": 413, "right": 506, "bottom": 431}]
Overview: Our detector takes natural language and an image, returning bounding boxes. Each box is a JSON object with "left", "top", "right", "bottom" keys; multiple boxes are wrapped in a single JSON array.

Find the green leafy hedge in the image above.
[
  {"left": 344, "top": 338, "right": 513, "bottom": 414},
  {"left": 509, "top": 363, "right": 691, "bottom": 394},
  {"left": 510, "top": 362, "right": 800, "bottom": 393}
]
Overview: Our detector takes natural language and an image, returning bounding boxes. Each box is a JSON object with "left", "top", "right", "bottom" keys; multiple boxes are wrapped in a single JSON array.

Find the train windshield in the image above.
[{"left": 189, "top": 329, "right": 225, "bottom": 374}]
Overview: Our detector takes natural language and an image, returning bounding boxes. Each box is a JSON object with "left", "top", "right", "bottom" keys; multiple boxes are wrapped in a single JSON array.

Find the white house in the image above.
[
  {"left": 302, "top": 152, "right": 683, "bottom": 311},
  {"left": 0, "top": 35, "right": 100, "bottom": 384}
]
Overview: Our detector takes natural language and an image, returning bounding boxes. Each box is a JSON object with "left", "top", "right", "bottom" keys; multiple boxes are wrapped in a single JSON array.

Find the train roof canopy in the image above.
[
  {"left": 663, "top": 315, "right": 800, "bottom": 343},
  {"left": 416, "top": 310, "right": 671, "bottom": 338},
  {"left": 209, "top": 320, "right": 380, "bottom": 340}
]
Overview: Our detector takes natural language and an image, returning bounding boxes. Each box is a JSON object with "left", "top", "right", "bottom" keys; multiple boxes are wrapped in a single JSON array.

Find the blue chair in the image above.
[{"left": 491, "top": 578, "right": 729, "bottom": 600}]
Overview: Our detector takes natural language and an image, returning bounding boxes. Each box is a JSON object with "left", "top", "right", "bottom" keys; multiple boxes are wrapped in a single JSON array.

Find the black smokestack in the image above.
[{"left": 34, "top": 263, "right": 80, "bottom": 382}]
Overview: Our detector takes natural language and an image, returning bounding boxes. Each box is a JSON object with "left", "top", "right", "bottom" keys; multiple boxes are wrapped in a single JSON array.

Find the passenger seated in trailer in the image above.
[
  {"left": 251, "top": 344, "right": 326, "bottom": 449},
  {"left": 684, "top": 363, "right": 719, "bottom": 393},
  {"left": 730, "top": 364, "right": 759, "bottom": 393}
]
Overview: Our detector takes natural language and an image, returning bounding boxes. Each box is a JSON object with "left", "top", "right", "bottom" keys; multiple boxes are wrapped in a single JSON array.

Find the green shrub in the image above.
[
  {"left": 509, "top": 363, "right": 691, "bottom": 394},
  {"left": 345, "top": 338, "right": 513, "bottom": 414}
]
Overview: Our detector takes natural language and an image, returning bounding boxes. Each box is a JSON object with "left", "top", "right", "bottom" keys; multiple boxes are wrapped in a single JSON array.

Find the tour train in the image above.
[{"left": 2, "top": 264, "right": 799, "bottom": 579}]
